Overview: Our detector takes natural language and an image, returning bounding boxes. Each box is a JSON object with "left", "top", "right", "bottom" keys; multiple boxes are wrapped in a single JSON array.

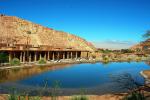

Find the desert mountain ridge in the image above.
[{"left": 0, "top": 14, "right": 96, "bottom": 52}]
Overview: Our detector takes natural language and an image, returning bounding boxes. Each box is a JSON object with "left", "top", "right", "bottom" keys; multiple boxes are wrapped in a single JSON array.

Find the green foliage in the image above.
[
  {"left": 71, "top": 95, "right": 88, "bottom": 100},
  {"left": 127, "top": 58, "right": 131, "bottom": 62},
  {"left": 8, "top": 87, "right": 18, "bottom": 100},
  {"left": 0, "top": 52, "right": 8, "bottom": 63},
  {"left": 121, "top": 49, "right": 133, "bottom": 53},
  {"left": 142, "top": 30, "right": 150, "bottom": 39},
  {"left": 99, "top": 49, "right": 112, "bottom": 53},
  {"left": 50, "top": 80, "right": 61, "bottom": 100},
  {"left": 123, "top": 91, "right": 145, "bottom": 100},
  {"left": 10, "top": 58, "right": 20, "bottom": 66},
  {"left": 8, "top": 94, "right": 18, "bottom": 100},
  {"left": 136, "top": 57, "right": 142, "bottom": 62},
  {"left": 102, "top": 56, "right": 109, "bottom": 63},
  {"left": 38, "top": 58, "right": 46, "bottom": 64}
]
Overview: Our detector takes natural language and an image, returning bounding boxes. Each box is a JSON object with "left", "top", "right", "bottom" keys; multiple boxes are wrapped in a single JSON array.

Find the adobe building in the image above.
[{"left": 0, "top": 15, "right": 99, "bottom": 63}]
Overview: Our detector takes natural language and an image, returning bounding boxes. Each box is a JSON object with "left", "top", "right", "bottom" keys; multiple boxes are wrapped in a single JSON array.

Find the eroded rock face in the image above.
[
  {"left": 130, "top": 44, "right": 143, "bottom": 51},
  {"left": 0, "top": 15, "right": 96, "bottom": 52}
]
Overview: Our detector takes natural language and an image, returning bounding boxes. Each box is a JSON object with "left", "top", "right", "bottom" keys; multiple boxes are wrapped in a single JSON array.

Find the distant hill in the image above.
[{"left": 130, "top": 39, "right": 150, "bottom": 52}]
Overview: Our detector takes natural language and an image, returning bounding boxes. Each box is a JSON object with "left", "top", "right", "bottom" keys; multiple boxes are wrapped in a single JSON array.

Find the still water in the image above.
[{"left": 0, "top": 62, "right": 150, "bottom": 95}]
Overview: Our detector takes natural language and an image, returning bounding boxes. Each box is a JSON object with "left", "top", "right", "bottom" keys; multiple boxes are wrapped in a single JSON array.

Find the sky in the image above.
[{"left": 0, "top": 0, "right": 150, "bottom": 49}]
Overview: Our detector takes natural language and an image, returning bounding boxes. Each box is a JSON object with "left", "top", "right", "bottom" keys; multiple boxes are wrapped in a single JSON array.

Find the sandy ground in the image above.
[
  {"left": 142, "top": 70, "right": 150, "bottom": 79},
  {"left": 0, "top": 94, "right": 124, "bottom": 100}
]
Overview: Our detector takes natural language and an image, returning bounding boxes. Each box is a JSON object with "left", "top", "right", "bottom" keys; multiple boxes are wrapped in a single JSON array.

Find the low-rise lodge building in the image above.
[{"left": 0, "top": 15, "right": 98, "bottom": 63}]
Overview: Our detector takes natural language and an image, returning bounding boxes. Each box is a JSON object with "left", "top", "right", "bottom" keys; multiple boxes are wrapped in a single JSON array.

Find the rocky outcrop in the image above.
[
  {"left": 0, "top": 15, "right": 96, "bottom": 52},
  {"left": 130, "top": 44, "right": 143, "bottom": 51}
]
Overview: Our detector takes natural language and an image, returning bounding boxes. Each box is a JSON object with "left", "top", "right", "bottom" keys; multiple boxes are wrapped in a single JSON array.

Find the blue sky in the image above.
[{"left": 0, "top": 0, "right": 150, "bottom": 49}]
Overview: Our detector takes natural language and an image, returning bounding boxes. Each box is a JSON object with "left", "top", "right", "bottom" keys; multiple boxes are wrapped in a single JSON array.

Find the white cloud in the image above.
[{"left": 92, "top": 40, "right": 137, "bottom": 50}]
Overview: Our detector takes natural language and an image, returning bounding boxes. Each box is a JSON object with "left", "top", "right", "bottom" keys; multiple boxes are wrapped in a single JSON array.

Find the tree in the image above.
[
  {"left": 0, "top": 52, "right": 8, "bottom": 65},
  {"left": 142, "top": 30, "right": 150, "bottom": 39},
  {"left": 121, "top": 49, "right": 133, "bottom": 53},
  {"left": 111, "top": 73, "right": 146, "bottom": 100}
]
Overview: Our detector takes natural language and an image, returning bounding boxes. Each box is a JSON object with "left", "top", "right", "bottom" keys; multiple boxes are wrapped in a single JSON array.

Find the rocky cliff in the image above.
[{"left": 0, "top": 15, "right": 96, "bottom": 52}]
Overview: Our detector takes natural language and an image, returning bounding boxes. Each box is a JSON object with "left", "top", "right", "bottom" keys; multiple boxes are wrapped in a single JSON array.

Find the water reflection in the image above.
[
  {"left": 0, "top": 64, "right": 73, "bottom": 83},
  {"left": 146, "top": 61, "right": 150, "bottom": 66},
  {"left": 0, "top": 62, "right": 150, "bottom": 95},
  {"left": 102, "top": 61, "right": 110, "bottom": 65}
]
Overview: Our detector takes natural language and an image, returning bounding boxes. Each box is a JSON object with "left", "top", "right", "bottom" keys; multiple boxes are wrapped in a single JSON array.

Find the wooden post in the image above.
[
  {"left": 25, "top": 96, "right": 29, "bottom": 100},
  {"left": 18, "top": 96, "right": 21, "bottom": 100},
  {"left": 67, "top": 52, "right": 69, "bottom": 59},
  {"left": 20, "top": 52, "right": 22, "bottom": 62},
  {"left": 63, "top": 52, "right": 65, "bottom": 59},
  {"left": 23, "top": 52, "right": 25, "bottom": 62},
  {"left": 57, "top": 52, "right": 60, "bottom": 60},
  {"left": 48, "top": 51, "right": 50, "bottom": 60},
  {"left": 44, "top": 52, "right": 46, "bottom": 60},
  {"left": 34, "top": 52, "right": 37, "bottom": 62},
  {"left": 71, "top": 52, "right": 73, "bottom": 59},
  {"left": 52, "top": 52, "right": 55, "bottom": 60},
  {"left": 13, "top": 52, "right": 15, "bottom": 58},
  {"left": 76, "top": 52, "right": 78, "bottom": 59},
  {"left": 9, "top": 52, "right": 12, "bottom": 62},
  {"left": 29, "top": 53, "right": 31, "bottom": 62}
]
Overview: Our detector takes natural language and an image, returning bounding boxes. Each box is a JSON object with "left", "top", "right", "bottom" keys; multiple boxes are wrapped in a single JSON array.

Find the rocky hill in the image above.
[
  {"left": 0, "top": 14, "right": 96, "bottom": 52},
  {"left": 130, "top": 39, "right": 150, "bottom": 51},
  {"left": 130, "top": 44, "right": 143, "bottom": 51}
]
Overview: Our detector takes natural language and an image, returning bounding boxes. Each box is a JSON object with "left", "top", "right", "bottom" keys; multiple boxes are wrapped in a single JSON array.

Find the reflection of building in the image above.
[
  {"left": 0, "top": 64, "right": 72, "bottom": 83},
  {"left": 0, "top": 15, "right": 98, "bottom": 62}
]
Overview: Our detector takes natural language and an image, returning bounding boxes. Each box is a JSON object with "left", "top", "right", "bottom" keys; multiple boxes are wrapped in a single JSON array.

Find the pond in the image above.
[{"left": 0, "top": 62, "right": 150, "bottom": 95}]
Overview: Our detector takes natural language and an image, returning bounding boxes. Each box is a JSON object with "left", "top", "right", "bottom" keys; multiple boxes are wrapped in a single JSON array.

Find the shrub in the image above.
[
  {"left": 127, "top": 58, "right": 131, "bottom": 62},
  {"left": 38, "top": 58, "right": 46, "bottom": 64},
  {"left": 136, "top": 57, "right": 141, "bottom": 62},
  {"left": 10, "top": 58, "right": 20, "bottom": 66},
  {"left": 0, "top": 52, "right": 8, "bottom": 64},
  {"left": 123, "top": 91, "right": 145, "bottom": 100},
  {"left": 102, "top": 56, "right": 109, "bottom": 63}
]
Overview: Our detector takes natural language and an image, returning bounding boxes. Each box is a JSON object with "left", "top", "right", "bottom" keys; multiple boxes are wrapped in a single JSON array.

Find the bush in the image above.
[
  {"left": 38, "top": 58, "right": 46, "bottom": 64},
  {"left": 10, "top": 58, "right": 20, "bottom": 66},
  {"left": 102, "top": 56, "right": 109, "bottom": 63},
  {"left": 123, "top": 91, "right": 145, "bottom": 100},
  {"left": 136, "top": 57, "right": 141, "bottom": 62},
  {"left": 127, "top": 58, "right": 131, "bottom": 62},
  {"left": 0, "top": 52, "right": 9, "bottom": 64},
  {"left": 8, "top": 94, "right": 18, "bottom": 100}
]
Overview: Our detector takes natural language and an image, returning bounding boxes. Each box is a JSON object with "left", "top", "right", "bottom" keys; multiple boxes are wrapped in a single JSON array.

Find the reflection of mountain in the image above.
[{"left": 0, "top": 64, "right": 73, "bottom": 83}]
